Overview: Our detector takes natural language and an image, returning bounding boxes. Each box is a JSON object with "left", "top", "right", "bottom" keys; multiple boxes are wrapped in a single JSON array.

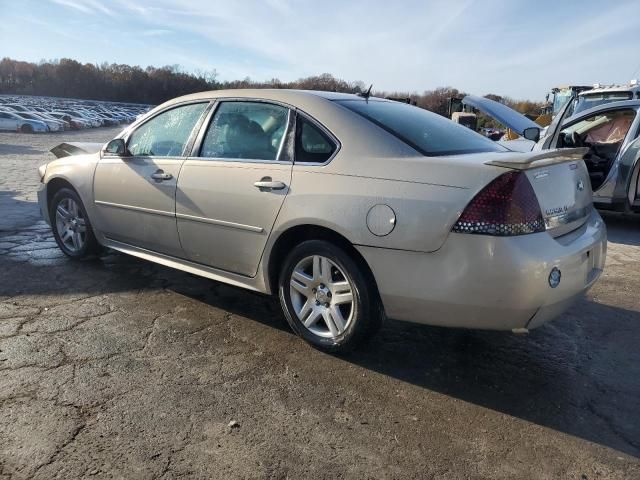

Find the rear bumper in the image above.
[{"left": 357, "top": 210, "right": 607, "bottom": 331}]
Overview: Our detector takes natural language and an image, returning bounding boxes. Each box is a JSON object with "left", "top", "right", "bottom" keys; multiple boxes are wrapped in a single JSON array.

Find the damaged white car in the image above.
[{"left": 464, "top": 95, "right": 640, "bottom": 213}]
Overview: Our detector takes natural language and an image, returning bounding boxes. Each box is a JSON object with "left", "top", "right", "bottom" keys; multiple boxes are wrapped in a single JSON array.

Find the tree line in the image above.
[{"left": 0, "top": 57, "right": 542, "bottom": 120}]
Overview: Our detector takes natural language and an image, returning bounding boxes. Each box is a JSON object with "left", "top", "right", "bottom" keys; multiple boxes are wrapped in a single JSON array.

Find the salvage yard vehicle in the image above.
[
  {"left": 545, "top": 85, "right": 593, "bottom": 118},
  {"left": 16, "top": 112, "right": 65, "bottom": 132},
  {"left": 572, "top": 82, "right": 640, "bottom": 116},
  {"left": 0, "top": 110, "right": 49, "bottom": 132},
  {"left": 463, "top": 94, "right": 640, "bottom": 212},
  {"left": 47, "top": 112, "right": 89, "bottom": 130},
  {"left": 0, "top": 94, "right": 151, "bottom": 132},
  {"left": 37, "top": 90, "right": 607, "bottom": 352}
]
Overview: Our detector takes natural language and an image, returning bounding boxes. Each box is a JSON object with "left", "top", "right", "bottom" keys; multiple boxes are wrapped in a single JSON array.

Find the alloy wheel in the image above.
[
  {"left": 54, "top": 197, "right": 87, "bottom": 253},
  {"left": 289, "top": 255, "right": 354, "bottom": 338}
]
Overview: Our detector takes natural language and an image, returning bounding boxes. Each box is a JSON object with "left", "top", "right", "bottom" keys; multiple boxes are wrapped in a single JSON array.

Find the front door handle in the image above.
[
  {"left": 151, "top": 170, "right": 173, "bottom": 181},
  {"left": 254, "top": 177, "right": 286, "bottom": 190}
]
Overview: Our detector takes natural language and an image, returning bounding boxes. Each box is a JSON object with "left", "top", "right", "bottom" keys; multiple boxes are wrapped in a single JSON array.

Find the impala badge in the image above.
[
  {"left": 546, "top": 205, "right": 569, "bottom": 216},
  {"left": 577, "top": 180, "right": 585, "bottom": 191}
]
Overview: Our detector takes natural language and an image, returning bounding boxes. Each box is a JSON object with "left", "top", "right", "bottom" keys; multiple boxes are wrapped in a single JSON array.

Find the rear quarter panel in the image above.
[{"left": 271, "top": 166, "right": 492, "bottom": 253}]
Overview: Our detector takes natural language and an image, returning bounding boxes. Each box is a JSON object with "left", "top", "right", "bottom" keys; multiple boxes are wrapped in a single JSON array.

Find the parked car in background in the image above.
[
  {"left": 0, "top": 110, "right": 49, "bottom": 132},
  {"left": 0, "top": 94, "right": 152, "bottom": 133},
  {"left": 36, "top": 112, "right": 72, "bottom": 130},
  {"left": 463, "top": 95, "right": 640, "bottom": 213},
  {"left": 37, "top": 89, "right": 606, "bottom": 352},
  {"left": 47, "top": 112, "right": 84, "bottom": 130},
  {"left": 570, "top": 81, "right": 640, "bottom": 117},
  {"left": 15, "top": 112, "right": 65, "bottom": 131}
]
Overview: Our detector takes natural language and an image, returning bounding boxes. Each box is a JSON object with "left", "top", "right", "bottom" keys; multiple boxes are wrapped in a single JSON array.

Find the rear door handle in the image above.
[
  {"left": 254, "top": 178, "right": 286, "bottom": 190},
  {"left": 151, "top": 170, "right": 173, "bottom": 181}
]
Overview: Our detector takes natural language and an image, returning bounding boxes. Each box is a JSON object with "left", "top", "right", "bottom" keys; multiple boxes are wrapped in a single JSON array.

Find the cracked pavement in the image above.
[{"left": 0, "top": 130, "right": 639, "bottom": 479}]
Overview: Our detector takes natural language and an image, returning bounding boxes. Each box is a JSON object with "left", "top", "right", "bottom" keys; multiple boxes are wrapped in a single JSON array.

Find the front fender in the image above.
[{"left": 41, "top": 153, "right": 100, "bottom": 225}]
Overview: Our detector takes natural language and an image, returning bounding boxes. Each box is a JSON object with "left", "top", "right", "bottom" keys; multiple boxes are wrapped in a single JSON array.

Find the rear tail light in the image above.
[{"left": 452, "top": 171, "right": 545, "bottom": 236}]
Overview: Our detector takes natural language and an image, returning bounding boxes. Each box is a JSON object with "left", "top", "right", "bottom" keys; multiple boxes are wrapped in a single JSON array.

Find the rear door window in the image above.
[
  {"left": 200, "top": 101, "right": 290, "bottom": 161},
  {"left": 295, "top": 115, "right": 337, "bottom": 163}
]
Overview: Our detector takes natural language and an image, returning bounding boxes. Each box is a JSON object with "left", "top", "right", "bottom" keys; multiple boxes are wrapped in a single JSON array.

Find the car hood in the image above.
[
  {"left": 497, "top": 138, "right": 535, "bottom": 152},
  {"left": 50, "top": 142, "right": 103, "bottom": 158},
  {"left": 462, "top": 95, "right": 541, "bottom": 136}
]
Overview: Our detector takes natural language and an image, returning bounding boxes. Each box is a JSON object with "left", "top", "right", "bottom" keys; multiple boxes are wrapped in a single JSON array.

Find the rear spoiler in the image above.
[
  {"left": 50, "top": 142, "right": 104, "bottom": 159},
  {"left": 485, "top": 148, "right": 588, "bottom": 170}
]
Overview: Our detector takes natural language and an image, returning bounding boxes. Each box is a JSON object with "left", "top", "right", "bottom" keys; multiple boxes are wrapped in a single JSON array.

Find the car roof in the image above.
[
  {"left": 579, "top": 85, "right": 640, "bottom": 96},
  {"left": 162, "top": 88, "right": 375, "bottom": 107},
  {"left": 563, "top": 99, "right": 640, "bottom": 124}
]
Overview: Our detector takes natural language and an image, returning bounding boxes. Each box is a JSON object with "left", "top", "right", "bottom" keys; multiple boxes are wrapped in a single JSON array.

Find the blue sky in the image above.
[{"left": 1, "top": 0, "right": 638, "bottom": 100}]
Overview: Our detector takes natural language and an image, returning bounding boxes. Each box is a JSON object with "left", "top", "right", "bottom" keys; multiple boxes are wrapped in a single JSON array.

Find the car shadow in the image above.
[
  {"left": 600, "top": 211, "right": 640, "bottom": 246},
  {"left": 2, "top": 232, "right": 639, "bottom": 459},
  {"left": 179, "top": 281, "right": 640, "bottom": 458},
  {"left": 125, "top": 251, "right": 640, "bottom": 458},
  {"left": 349, "top": 300, "right": 640, "bottom": 457},
  {"left": 0, "top": 144, "right": 46, "bottom": 155},
  {"left": 0, "top": 191, "right": 42, "bottom": 231}
]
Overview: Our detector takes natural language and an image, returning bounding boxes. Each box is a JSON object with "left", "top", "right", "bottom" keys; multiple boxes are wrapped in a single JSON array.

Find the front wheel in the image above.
[
  {"left": 49, "top": 187, "right": 100, "bottom": 259},
  {"left": 278, "top": 240, "right": 383, "bottom": 353}
]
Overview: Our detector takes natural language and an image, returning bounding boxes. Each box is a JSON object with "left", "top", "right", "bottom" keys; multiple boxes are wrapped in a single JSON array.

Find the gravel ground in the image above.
[{"left": 0, "top": 130, "right": 639, "bottom": 479}]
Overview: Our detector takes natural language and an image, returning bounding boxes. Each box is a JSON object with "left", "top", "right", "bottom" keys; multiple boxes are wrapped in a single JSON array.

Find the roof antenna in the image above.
[{"left": 358, "top": 84, "right": 373, "bottom": 100}]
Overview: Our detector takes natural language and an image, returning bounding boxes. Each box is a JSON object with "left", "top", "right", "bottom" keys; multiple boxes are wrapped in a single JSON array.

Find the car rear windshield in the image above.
[
  {"left": 335, "top": 99, "right": 506, "bottom": 156},
  {"left": 573, "top": 92, "right": 634, "bottom": 115}
]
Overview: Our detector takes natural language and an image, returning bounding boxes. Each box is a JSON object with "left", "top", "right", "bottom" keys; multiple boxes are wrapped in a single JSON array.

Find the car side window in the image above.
[
  {"left": 295, "top": 115, "right": 337, "bottom": 163},
  {"left": 127, "top": 102, "right": 207, "bottom": 157},
  {"left": 558, "top": 109, "right": 635, "bottom": 149},
  {"left": 200, "top": 102, "right": 289, "bottom": 161}
]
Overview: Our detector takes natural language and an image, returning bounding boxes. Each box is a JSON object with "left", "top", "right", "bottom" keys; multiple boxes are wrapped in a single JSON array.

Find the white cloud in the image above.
[
  {"left": 140, "top": 29, "right": 173, "bottom": 37},
  {"left": 21, "top": 0, "right": 640, "bottom": 99},
  {"left": 50, "top": 0, "right": 113, "bottom": 16}
]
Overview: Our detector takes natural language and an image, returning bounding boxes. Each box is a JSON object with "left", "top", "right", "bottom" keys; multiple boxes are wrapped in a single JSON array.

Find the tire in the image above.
[
  {"left": 49, "top": 187, "right": 100, "bottom": 259},
  {"left": 20, "top": 124, "right": 33, "bottom": 133},
  {"left": 278, "top": 240, "right": 383, "bottom": 353}
]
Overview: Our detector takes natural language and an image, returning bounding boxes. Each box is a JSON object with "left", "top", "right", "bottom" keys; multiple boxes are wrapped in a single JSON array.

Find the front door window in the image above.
[
  {"left": 127, "top": 102, "right": 207, "bottom": 157},
  {"left": 558, "top": 109, "right": 636, "bottom": 189}
]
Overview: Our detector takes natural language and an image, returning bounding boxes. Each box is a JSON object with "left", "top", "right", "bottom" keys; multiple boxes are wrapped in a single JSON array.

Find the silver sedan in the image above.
[{"left": 37, "top": 90, "right": 607, "bottom": 352}]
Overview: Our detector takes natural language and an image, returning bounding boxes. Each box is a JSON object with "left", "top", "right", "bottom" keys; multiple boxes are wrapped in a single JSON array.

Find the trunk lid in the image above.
[{"left": 488, "top": 148, "right": 594, "bottom": 236}]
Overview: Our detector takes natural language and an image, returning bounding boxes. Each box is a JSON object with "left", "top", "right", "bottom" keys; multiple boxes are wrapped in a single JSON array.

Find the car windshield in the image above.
[
  {"left": 552, "top": 91, "right": 574, "bottom": 115},
  {"left": 335, "top": 99, "right": 506, "bottom": 156},
  {"left": 573, "top": 92, "right": 633, "bottom": 115}
]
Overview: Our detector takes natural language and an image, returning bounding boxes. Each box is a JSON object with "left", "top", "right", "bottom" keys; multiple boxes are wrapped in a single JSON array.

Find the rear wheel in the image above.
[
  {"left": 49, "top": 188, "right": 99, "bottom": 259},
  {"left": 278, "top": 240, "right": 383, "bottom": 353},
  {"left": 20, "top": 124, "right": 33, "bottom": 133}
]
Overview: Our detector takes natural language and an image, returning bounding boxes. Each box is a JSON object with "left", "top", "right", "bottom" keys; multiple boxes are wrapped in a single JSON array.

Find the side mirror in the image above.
[
  {"left": 104, "top": 138, "right": 128, "bottom": 156},
  {"left": 523, "top": 127, "right": 541, "bottom": 142}
]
